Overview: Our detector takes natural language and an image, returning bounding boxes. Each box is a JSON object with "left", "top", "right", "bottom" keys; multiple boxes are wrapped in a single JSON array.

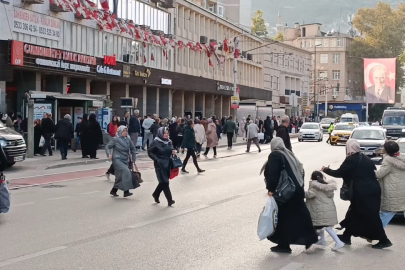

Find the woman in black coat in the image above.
[
  {"left": 181, "top": 120, "right": 204, "bottom": 174},
  {"left": 87, "top": 114, "right": 103, "bottom": 159},
  {"left": 80, "top": 114, "right": 90, "bottom": 158},
  {"left": 263, "top": 137, "right": 317, "bottom": 253},
  {"left": 168, "top": 118, "right": 178, "bottom": 150},
  {"left": 148, "top": 127, "right": 176, "bottom": 206},
  {"left": 322, "top": 139, "right": 392, "bottom": 249}
]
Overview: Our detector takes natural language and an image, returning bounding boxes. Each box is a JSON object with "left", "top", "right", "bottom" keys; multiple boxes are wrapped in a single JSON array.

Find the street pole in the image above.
[
  {"left": 325, "top": 85, "right": 328, "bottom": 118},
  {"left": 233, "top": 55, "right": 238, "bottom": 119},
  {"left": 27, "top": 99, "right": 34, "bottom": 158},
  {"left": 314, "top": 46, "right": 317, "bottom": 121},
  {"left": 366, "top": 103, "right": 369, "bottom": 123}
]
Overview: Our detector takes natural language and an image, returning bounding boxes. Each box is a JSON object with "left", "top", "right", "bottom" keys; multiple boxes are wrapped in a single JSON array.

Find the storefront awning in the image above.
[{"left": 29, "top": 91, "right": 105, "bottom": 101}]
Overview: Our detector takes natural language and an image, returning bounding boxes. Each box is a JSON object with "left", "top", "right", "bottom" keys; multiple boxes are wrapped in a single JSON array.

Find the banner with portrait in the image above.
[{"left": 364, "top": 58, "right": 396, "bottom": 104}]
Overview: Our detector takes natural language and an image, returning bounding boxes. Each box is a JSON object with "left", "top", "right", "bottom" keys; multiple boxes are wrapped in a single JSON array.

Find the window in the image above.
[
  {"left": 320, "top": 54, "right": 328, "bottom": 64},
  {"left": 218, "top": 5, "right": 225, "bottom": 17},
  {"left": 337, "top": 38, "right": 343, "bottom": 47},
  {"left": 333, "top": 54, "right": 340, "bottom": 64},
  {"left": 333, "top": 70, "right": 340, "bottom": 80},
  {"left": 319, "top": 71, "right": 328, "bottom": 79},
  {"left": 285, "top": 89, "right": 290, "bottom": 95}
]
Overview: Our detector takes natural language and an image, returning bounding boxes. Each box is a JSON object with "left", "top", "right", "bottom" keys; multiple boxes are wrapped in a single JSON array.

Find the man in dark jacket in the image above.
[
  {"left": 263, "top": 116, "right": 273, "bottom": 144},
  {"left": 41, "top": 113, "right": 54, "bottom": 156},
  {"left": 276, "top": 115, "right": 292, "bottom": 152},
  {"left": 128, "top": 110, "right": 141, "bottom": 151},
  {"left": 223, "top": 116, "right": 237, "bottom": 150},
  {"left": 74, "top": 117, "right": 82, "bottom": 152},
  {"left": 55, "top": 114, "right": 74, "bottom": 160}
]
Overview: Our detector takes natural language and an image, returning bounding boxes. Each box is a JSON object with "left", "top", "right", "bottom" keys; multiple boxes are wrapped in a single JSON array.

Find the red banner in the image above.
[{"left": 364, "top": 58, "right": 396, "bottom": 104}]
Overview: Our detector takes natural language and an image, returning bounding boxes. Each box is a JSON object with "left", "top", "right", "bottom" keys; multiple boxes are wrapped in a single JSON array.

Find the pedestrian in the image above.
[
  {"left": 80, "top": 114, "right": 90, "bottom": 158},
  {"left": 221, "top": 116, "right": 226, "bottom": 127},
  {"left": 108, "top": 116, "right": 119, "bottom": 137},
  {"left": 73, "top": 117, "right": 83, "bottom": 153},
  {"left": 203, "top": 118, "right": 218, "bottom": 158},
  {"left": 148, "top": 127, "right": 176, "bottom": 206},
  {"left": 181, "top": 120, "right": 205, "bottom": 173},
  {"left": 201, "top": 119, "right": 208, "bottom": 132},
  {"left": 55, "top": 114, "right": 74, "bottom": 160},
  {"left": 142, "top": 114, "right": 155, "bottom": 150},
  {"left": 176, "top": 119, "right": 185, "bottom": 154},
  {"left": 246, "top": 120, "right": 261, "bottom": 153},
  {"left": 194, "top": 119, "right": 206, "bottom": 157},
  {"left": 128, "top": 110, "right": 141, "bottom": 150},
  {"left": 305, "top": 171, "right": 345, "bottom": 251},
  {"left": 239, "top": 117, "right": 247, "bottom": 141},
  {"left": 40, "top": 113, "right": 54, "bottom": 156},
  {"left": 34, "top": 119, "right": 42, "bottom": 156},
  {"left": 150, "top": 118, "right": 160, "bottom": 139},
  {"left": 118, "top": 113, "right": 128, "bottom": 127},
  {"left": 123, "top": 111, "right": 130, "bottom": 126},
  {"left": 375, "top": 141, "right": 405, "bottom": 228},
  {"left": 326, "top": 123, "right": 334, "bottom": 144},
  {"left": 262, "top": 137, "right": 317, "bottom": 253},
  {"left": 87, "top": 114, "right": 103, "bottom": 159},
  {"left": 223, "top": 116, "right": 237, "bottom": 150},
  {"left": 215, "top": 120, "right": 222, "bottom": 140},
  {"left": 168, "top": 117, "right": 178, "bottom": 151},
  {"left": 258, "top": 117, "right": 264, "bottom": 132},
  {"left": 276, "top": 115, "right": 292, "bottom": 152},
  {"left": 1, "top": 113, "right": 13, "bottom": 128},
  {"left": 322, "top": 139, "right": 392, "bottom": 249},
  {"left": 263, "top": 116, "right": 273, "bottom": 143},
  {"left": 105, "top": 126, "right": 137, "bottom": 198}
]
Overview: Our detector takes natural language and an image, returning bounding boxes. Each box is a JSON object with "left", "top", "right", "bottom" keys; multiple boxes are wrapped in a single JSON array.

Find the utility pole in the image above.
[
  {"left": 325, "top": 85, "right": 328, "bottom": 118},
  {"left": 314, "top": 44, "right": 321, "bottom": 121},
  {"left": 27, "top": 99, "right": 34, "bottom": 158}
]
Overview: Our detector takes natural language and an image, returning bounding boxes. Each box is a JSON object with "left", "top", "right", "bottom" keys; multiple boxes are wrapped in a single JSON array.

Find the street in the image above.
[{"left": 1, "top": 135, "right": 404, "bottom": 270}]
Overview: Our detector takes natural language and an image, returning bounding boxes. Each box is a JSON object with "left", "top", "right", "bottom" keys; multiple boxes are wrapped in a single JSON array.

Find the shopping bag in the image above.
[
  {"left": 132, "top": 163, "right": 143, "bottom": 183},
  {"left": 170, "top": 168, "right": 179, "bottom": 180},
  {"left": 39, "top": 136, "right": 45, "bottom": 147},
  {"left": 131, "top": 171, "right": 141, "bottom": 190},
  {"left": 0, "top": 173, "right": 10, "bottom": 213},
  {"left": 258, "top": 133, "right": 265, "bottom": 140},
  {"left": 257, "top": 197, "right": 278, "bottom": 240},
  {"left": 171, "top": 155, "right": 183, "bottom": 168}
]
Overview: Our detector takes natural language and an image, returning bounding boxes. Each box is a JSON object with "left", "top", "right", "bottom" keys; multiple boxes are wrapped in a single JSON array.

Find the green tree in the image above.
[
  {"left": 274, "top": 32, "right": 284, "bottom": 41},
  {"left": 251, "top": 10, "right": 268, "bottom": 37}
]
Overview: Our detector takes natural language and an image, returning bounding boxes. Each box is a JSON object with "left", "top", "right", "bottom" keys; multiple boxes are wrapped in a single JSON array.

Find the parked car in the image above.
[
  {"left": 320, "top": 118, "right": 335, "bottom": 132},
  {"left": 350, "top": 127, "right": 386, "bottom": 157},
  {"left": 298, "top": 123, "right": 323, "bottom": 142},
  {"left": 0, "top": 122, "right": 27, "bottom": 167},
  {"left": 330, "top": 123, "right": 355, "bottom": 145}
]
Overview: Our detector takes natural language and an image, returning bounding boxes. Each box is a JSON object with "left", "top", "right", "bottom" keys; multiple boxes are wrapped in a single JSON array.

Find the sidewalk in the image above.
[{"left": 19, "top": 133, "right": 298, "bottom": 170}]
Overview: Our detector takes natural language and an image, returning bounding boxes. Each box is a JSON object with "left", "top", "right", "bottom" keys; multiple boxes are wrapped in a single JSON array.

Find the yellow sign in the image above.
[
  {"left": 134, "top": 68, "right": 151, "bottom": 78},
  {"left": 231, "top": 96, "right": 240, "bottom": 109}
]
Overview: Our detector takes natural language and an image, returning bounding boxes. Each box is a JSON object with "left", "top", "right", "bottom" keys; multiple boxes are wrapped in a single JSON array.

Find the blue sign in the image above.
[{"left": 318, "top": 103, "right": 364, "bottom": 111}]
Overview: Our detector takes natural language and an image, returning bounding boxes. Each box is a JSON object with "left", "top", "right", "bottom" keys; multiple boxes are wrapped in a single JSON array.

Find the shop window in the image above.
[
  {"left": 117, "top": 37, "right": 122, "bottom": 61},
  {"left": 81, "top": 26, "right": 87, "bottom": 54},
  {"left": 87, "top": 28, "right": 94, "bottom": 56},
  {"left": 72, "top": 24, "right": 77, "bottom": 52},
  {"left": 131, "top": 41, "right": 140, "bottom": 64}
]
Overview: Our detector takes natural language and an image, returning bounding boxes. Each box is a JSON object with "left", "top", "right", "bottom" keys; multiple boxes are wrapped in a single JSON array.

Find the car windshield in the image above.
[
  {"left": 352, "top": 130, "right": 385, "bottom": 140},
  {"left": 383, "top": 111, "right": 405, "bottom": 126},
  {"left": 341, "top": 117, "right": 353, "bottom": 123},
  {"left": 334, "top": 125, "right": 355, "bottom": 131},
  {"left": 320, "top": 118, "right": 334, "bottom": 124},
  {"left": 301, "top": 124, "right": 319, "bottom": 129}
]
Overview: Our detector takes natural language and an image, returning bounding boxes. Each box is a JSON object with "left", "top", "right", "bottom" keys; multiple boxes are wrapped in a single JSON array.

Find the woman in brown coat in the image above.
[{"left": 203, "top": 118, "right": 219, "bottom": 158}]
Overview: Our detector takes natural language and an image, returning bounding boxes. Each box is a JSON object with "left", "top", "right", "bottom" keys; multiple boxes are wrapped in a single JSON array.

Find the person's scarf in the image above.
[
  {"left": 155, "top": 127, "right": 171, "bottom": 145},
  {"left": 117, "top": 125, "right": 127, "bottom": 140},
  {"left": 346, "top": 139, "right": 360, "bottom": 157},
  {"left": 260, "top": 137, "right": 305, "bottom": 187}
]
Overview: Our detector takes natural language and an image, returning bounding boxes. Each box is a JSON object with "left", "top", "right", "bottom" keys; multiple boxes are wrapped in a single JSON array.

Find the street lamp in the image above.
[{"left": 313, "top": 44, "right": 322, "bottom": 121}]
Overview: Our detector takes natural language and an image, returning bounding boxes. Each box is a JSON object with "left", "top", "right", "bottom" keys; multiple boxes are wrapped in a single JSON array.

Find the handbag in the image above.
[
  {"left": 340, "top": 154, "right": 362, "bottom": 201},
  {"left": 132, "top": 163, "right": 143, "bottom": 184},
  {"left": 171, "top": 155, "right": 183, "bottom": 169},
  {"left": 131, "top": 171, "right": 141, "bottom": 190},
  {"left": 273, "top": 156, "right": 296, "bottom": 204},
  {"left": 170, "top": 168, "right": 179, "bottom": 180}
]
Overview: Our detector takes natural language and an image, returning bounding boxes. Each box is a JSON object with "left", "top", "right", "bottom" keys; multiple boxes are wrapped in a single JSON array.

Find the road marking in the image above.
[
  {"left": 80, "top": 191, "right": 101, "bottom": 195},
  {"left": 279, "top": 262, "right": 304, "bottom": 270},
  {"left": 45, "top": 196, "right": 70, "bottom": 201},
  {"left": 12, "top": 202, "right": 36, "bottom": 207},
  {"left": 0, "top": 246, "right": 67, "bottom": 268}
]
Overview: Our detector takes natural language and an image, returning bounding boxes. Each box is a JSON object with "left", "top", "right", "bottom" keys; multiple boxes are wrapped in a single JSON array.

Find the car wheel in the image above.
[
  {"left": 298, "top": 139, "right": 302, "bottom": 142},
  {"left": 6, "top": 162, "right": 15, "bottom": 168}
]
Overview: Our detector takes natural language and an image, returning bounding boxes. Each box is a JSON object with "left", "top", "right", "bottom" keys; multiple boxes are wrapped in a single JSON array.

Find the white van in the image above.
[{"left": 340, "top": 113, "right": 359, "bottom": 124}]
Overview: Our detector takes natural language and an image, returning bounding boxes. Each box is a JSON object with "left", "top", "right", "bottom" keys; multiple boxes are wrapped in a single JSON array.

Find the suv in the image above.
[{"left": 0, "top": 122, "right": 26, "bottom": 167}]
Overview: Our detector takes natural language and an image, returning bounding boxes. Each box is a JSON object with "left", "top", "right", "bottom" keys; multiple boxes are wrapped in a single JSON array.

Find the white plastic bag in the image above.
[
  {"left": 39, "top": 136, "right": 45, "bottom": 147},
  {"left": 257, "top": 197, "right": 278, "bottom": 240},
  {"left": 258, "top": 133, "right": 264, "bottom": 140}
]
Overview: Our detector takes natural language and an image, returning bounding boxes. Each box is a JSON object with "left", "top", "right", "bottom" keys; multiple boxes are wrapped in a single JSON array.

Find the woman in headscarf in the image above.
[
  {"left": 239, "top": 117, "right": 247, "bottom": 141},
  {"left": 323, "top": 139, "right": 392, "bottom": 249},
  {"left": 80, "top": 113, "right": 90, "bottom": 158},
  {"left": 88, "top": 113, "right": 103, "bottom": 159},
  {"left": 263, "top": 137, "right": 317, "bottom": 253},
  {"left": 203, "top": 118, "right": 219, "bottom": 158},
  {"left": 168, "top": 117, "right": 179, "bottom": 151},
  {"left": 148, "top": 127, "right": 176, "bottom": 206},
  {"left": 193, "top": 119, "right": 206, "bottom": 157},
  {"left": 105, "top": 125, "right": 137, "bottom": 197}
]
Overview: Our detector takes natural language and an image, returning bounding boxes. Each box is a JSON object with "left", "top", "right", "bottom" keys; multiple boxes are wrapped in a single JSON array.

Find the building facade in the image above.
[{"left": 0, "top": 0, "right": 269, "bottom": 122}]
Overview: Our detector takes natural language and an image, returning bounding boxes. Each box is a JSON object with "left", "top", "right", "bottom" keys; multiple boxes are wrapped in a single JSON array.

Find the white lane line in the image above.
[
  {"left": 45, "top": 196, "right": 70, "bottom": 201},
  {"left": 0, "top": 246, "right": 67, "bottom": 268},
  {"left": 279, "top": 262, "right": 304, "bottom": 270},
  {"left": 12, "top": 202, "right": 36, "bottom": 207},
  {"left": 80, "top": 191, "right": 101, "bottom": 195}
]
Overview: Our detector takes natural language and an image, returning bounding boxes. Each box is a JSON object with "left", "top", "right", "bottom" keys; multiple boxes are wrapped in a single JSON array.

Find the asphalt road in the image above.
[{"left": 1, "top": 136, "right": 404, "bottom": 270}]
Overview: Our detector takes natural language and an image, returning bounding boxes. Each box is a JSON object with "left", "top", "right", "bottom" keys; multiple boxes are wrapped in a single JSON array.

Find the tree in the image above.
[
  {"left": 251, "top": 10, "right": 268, "bottom": 37},
  {"left": 274, "top": 33, "right": 284, "bottom": 42}
]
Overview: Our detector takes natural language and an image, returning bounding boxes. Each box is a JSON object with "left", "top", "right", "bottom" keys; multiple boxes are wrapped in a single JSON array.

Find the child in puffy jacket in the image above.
[{"left": 305, "top": 171, "right": 345, "bottom": 251}]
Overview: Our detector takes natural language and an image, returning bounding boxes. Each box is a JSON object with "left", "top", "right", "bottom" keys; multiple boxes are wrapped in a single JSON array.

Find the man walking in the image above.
[
  {"left": 326, "top": 122, "right": 334, "bottom": 144},
  {"left": 128, "top": 110, "right": 141, "bottom": 151},
  {"left": 246, "top": 120, "right": 261, "bottom": 153},
  {"left": 223, "top": 116, "right": 237, "bottom": 150},
  {"left": 142, "top": 114, "right": 155, "bottom": 150},
  {"left": 40, "top": 113, "right": 54, "bottom": 156},
  {"left": 276, "top": 115, "right": 292, "bottom": 152}
]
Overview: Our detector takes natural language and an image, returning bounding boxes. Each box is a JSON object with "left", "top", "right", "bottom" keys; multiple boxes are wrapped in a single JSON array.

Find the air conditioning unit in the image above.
[
  {"left": 161, "top": 0, "right": 176, "bottom": 8},
  {"left": 123, "top": 54, "right": 130, "bottom": 63},
  {"left": 241, "top": 51, "right": 247, "bottom": 58},
  {"left": 208, "top": 4, "right": 216, "bottom": 13},
  {"left": 247, "top": 53, "right": 253, "bottom": 61},
  {"left": 200, "top": 36, "right": 208, "bottom": 45}
]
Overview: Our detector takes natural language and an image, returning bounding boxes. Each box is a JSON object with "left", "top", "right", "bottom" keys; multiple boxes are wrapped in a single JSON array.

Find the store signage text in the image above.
[
  {"left": 103, "top": 54, "right": 117, "bottom": 66},
  {"left": 96, "top": 65, "right": 122, "bottom": 76},
  {"left": 35, "top": 58, "right": 91, "bottom": 73},
  {"left": 13, "top": 7, "right": 61, "bottom": 41},
  {"left": 218, "top": 84, "right": 235, "bottom": 91},
  {"left": 24, "top": 44, "right": 96, "bottom": 65},
  {"left": 161, "top": 78, "right": 172, "bottom": 85},
  {"left": 123, "top": 65, "right": 131, "bottom": 78},
  {"left": 134, "top": 68, "right": 151, "bottom": 78}
]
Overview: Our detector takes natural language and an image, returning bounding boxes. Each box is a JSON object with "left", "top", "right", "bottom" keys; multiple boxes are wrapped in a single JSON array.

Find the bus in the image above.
[{"left": 340, "top": 113, "right": 359, "bottom": 124}]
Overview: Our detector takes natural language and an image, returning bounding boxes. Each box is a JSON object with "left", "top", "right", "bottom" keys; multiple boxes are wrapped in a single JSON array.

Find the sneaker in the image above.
[
  {"left": 181, "top": 169, "right": 189, "bottom": 174},
  {"left": 198, "top": 169, "right": 205, "bottom": 173},
  {"left": 105, "top": 173, "right": 110, "bottom": 181},
  {"left": 213, "top": 155, "right": 217, "bottom": 158},
  {"left": 332, "top": 241, "right": 345, "bottom": 251},
  {"left": 316, "top": 239, "right": 326, "bottom": 246}
]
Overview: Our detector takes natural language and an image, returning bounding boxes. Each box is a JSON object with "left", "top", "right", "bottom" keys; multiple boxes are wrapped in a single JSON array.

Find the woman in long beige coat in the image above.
[
  {"left": 376, "top": 141, "right": 405, "bottom": 228},
  {"left": 203, "top": 118, "right": 219, "bottom": 158}
]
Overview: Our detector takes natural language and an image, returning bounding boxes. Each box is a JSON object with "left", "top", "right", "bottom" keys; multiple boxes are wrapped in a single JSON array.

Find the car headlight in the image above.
[
  {"left": 402, "top": 129, "right": 405, "bottom": 133},
  {"left": 0, "top": 139, "right": 7, "bottom": 147}
]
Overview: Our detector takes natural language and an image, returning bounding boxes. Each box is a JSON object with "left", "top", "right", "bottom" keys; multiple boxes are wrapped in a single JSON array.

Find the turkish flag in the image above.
[
  {"left": 209, "top": 58, "right": 213, "bottom": 67},
  {"left": 151, "top": 53, "right": 155, "bottom": 61},
  {"left": 177, "top": 41, "right": 185, "bottom": 49},
  {"left": 144, "top": 55, "right": 147, "bottom": 64},
  {"left": 237, "top": 86, "right": 241, "bottom": 94},
  {"left": 223, "top": 39, "right": 229, "bottom": 53},
  {"left": 234, "top": 49, "right": 241, "bottom": 59},
  {"left": 364, "top": 58, "right": 396, "bottom": 104},
  {"left": 100, "top": 0, "right": 109, "bottom": 11}
]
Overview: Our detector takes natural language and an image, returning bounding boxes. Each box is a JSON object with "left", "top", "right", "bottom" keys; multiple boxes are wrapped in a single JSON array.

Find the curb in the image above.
[{"left": 45, "top": 158, "right": 110, "bottom": 170}]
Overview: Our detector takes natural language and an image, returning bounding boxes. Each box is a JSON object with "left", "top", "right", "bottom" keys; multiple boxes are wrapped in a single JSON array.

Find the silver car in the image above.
[
  {"left": 298, "top": 123, "right": 323, "bottom": 142},
  {"left": 350, "top": 127, "right": 386, "bottom": 157}
]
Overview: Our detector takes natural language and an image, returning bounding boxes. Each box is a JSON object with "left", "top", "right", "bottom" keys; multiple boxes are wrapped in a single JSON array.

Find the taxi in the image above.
[{"left": 330, "top": 123, "right": 356, "bottom": 145}]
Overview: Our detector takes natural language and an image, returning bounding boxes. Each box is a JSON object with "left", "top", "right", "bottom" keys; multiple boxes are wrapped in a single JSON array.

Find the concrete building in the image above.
[
  {"left": 283, "top": 23, "right": 365, "bottom": 119},
  {"left": 0, "top": 0, "right": 269, "bottom": 122}
]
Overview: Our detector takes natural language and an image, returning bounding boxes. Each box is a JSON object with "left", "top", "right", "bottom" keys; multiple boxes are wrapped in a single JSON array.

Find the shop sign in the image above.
[
  {"left": 96, "top": 65, "right": 122, "bottom": 76},
  {"left": 13, "top": 7, "right": 61, "bottom": 41},
  {"left": 90, "top": 100, "right": 104, "bottom": 107},
  {"left": 134, "top": 68, "right": 151, "bottom": 78},
  {"left": 33, "top": 103, "right": 52, "bottom": 121},
  {"left": 161, "top": 78, "right": 172, "bottom": 85},
  {"left": 103, "top": 54, "right": 116, "bottom": 66},
  {"left": 35, "top": 58, "right": 91, "bottom": 73},
  {"left": 218, "top": 84, "right": 235, "bottom": 91},
  {"left": 123, "top": 65, "right": 131, "bottom": 78},
  {"left": 231, "top": 96, "right": 240, "bottom": 109}
]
